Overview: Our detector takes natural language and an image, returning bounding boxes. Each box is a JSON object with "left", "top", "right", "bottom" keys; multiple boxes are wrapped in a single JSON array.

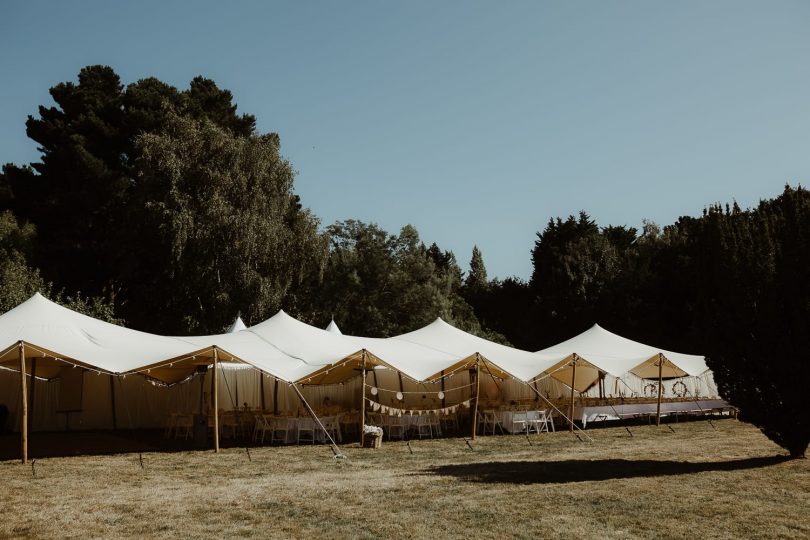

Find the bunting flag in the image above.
[{"left": 365, "top": 397, "right": 465, "bottom": 416}]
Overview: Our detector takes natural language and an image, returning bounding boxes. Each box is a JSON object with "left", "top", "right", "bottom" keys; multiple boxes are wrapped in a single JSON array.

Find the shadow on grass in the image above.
[
  {"left": 425, "top": 456, "right": 790, "bottom": 484},
  {"left": 0, "top": 430, "right": 279, "bottom": 461}
]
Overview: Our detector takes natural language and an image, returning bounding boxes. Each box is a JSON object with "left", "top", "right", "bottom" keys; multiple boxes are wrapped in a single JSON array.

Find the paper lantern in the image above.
[
  {"left": 396, "top": 391, "right": 404, "bottom": 401},
  {"left": 370, "top": 386, "right": 378, "bottom": 396},
  {"left": 438, "top": 391, "right": 445, "bottom": 400}
]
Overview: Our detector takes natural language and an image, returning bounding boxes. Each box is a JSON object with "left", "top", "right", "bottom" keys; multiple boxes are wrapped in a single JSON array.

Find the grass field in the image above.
[{"left": 1, "top": 419, "right": 808, "bottom": 539}]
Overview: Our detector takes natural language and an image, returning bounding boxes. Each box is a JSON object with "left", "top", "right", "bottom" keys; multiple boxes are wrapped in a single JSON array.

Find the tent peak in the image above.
[
  {"left": 227, "top": 316, "right": 247, "bottom": 333},
  {"left": 325, "top": 318, "right": 342, "bottom": 335}
]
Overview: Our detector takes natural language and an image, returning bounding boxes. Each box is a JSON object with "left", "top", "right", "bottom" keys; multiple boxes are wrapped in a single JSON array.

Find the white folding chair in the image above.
[
  {"left": 440, "top": 411, "right": 459, "bottom": 434},
  {"left": 253, "top": 414, "right": 272, "bottom": 443},
  {"left": 297, "top": 417, "right": 316, "bottom": 444},
  {"left": 511, "top": 411, "right": 528, "bottom": 434},
  {"left": 483, "top": 410, "right": 504, "bottom": 435},
  {"left": 411, "top": 415, "right": 432, "bottom": 439},
  {"left": 320, "top": 415, "right": 341, "bottom": 443},
  {"left": 272, "top": 417, "right": 293, "bottom": 445},
  {"left": 428, "top": 413, "right": 442, "bottom": 438},
  {"left": 387, "top": 415, "right": 406, "bottom": 440},
  {"left": 540, "top": 409, "right": 555, "bottom": 432}
]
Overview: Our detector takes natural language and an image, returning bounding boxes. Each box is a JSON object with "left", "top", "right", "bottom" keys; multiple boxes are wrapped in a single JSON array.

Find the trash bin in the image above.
[{"left": 193, "top": 414, "right": 208, "bottom": 448}]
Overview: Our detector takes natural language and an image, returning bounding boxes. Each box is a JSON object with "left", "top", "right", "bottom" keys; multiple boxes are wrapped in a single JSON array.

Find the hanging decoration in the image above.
[{"left": 365, "top": 397, "right": 470, "bottom": 416}]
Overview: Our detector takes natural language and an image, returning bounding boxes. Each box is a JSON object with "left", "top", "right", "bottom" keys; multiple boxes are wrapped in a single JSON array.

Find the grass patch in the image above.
[{"left": 0, "top": 419, "right": 807, "bottom": 539}]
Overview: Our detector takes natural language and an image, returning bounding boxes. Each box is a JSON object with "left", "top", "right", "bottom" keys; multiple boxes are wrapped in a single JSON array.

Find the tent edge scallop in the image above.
[
  {"left": 0, "top": 293, "right": 212, "bottom": 379},
  {"left": 390, "top": 318, "right": 562, "bottom": 383}
]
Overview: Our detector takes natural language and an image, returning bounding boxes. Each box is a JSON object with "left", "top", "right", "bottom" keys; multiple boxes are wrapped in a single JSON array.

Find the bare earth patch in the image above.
[{"left": 1, "top": 419, "right": 807, "bottom": 539}]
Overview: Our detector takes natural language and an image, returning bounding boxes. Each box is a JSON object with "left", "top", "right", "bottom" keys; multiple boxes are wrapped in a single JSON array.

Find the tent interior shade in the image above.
[{"left": 539, "top": 356, "right": 604, "bottom": 393}]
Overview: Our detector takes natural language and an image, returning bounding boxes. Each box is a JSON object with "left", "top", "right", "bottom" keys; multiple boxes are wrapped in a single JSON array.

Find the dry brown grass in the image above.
[{"left": 0, "top": 419, "right": 808, "bottom": 539}]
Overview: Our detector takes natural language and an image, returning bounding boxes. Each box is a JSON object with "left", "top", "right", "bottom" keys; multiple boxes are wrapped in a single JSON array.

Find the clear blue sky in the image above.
[{"left": 2, "top": 1, "right": 809, "bottom": 279}]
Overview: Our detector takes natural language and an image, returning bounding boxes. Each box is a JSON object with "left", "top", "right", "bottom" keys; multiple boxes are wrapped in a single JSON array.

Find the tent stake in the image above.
[
  {"left": 213, "top": 347, "right": 220, "bottom": 453},
  {"left": 19, "top": 341, "right": 27, "bottom": 464},
  {"left": 656, "top": 353, "right": 663, "bottom": 426}
]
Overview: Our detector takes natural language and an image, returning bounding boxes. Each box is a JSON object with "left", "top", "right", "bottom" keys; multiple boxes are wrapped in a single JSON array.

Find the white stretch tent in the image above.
[
  {"left": 392, "top": 318, "right": 564, "bottom": 382},
  {"left": 325, "top": 319, "right": 342, "bottom": 334},
  {"left": 535, "top": 323, "right": 710, "bottom": 392},
  {"left": 0, "top": 293, "right": 718, "bottom": 459}
]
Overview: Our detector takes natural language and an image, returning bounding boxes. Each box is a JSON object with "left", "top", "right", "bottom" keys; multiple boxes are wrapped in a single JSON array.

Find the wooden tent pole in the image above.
[
  {"left": 260, "top": 374, "right": 266, "bottom": 412},
  {"left": 360, "top": 350, "right": 367, "bottom": 447},
  {"left": 213, "top": 347, "right": 220, "bottom": 453},
  {"left": 234, "top": 374, "right": 239, "bottom": 408},
  {"left": 471, "top": 354, "right": 480, "bottom": 441},
  {"left": 19, "top": 341, "right": 28, "bottom": 464},
  {"left": 28, "top": 357, "right": 37, "bottom": 434},
  {"left": 273, "top": 377, "right": 279, "bottom": 415},
  {"left": 598, "top": 372, "right": 605, "bottom": 400},
  {"left": 109, "top": 374, "right": 117, "bottom": 430},
  {"left": 656, "top": 353, "right": 663, "bottom": 426},
  {"left": 569, "top": 354, "right": 577, "bottom": 433},
  {"left": 440, "top": 370, "right": 446, "bottom": 408},
  {"left": 198, "top": 371, "right": 206, "bottom": 415}
]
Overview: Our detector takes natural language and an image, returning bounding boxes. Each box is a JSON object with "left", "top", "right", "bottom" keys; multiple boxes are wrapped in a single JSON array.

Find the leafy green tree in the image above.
[
  {"left": 129, "top": 112, "right": 327, "bottom": 333},
  {"left": 0, "top": 211, "right": 47, "bottom": 313},
  {"left": 0, "top": 66, "right": 257, "bottom": 311},
  {"left": 677, "top": 187, "right": 810, "bottom": 458},
  {"left": 301, "top": 220, "right": 484, "bottom": 337},
  {"left": 528, "top": 212, "right": 622, "bottom": 347},
  {"left": 0, "top": 210, "right": 121, "bottom": 322},
  {"left": 465, "top": 246, "right": 489, "bottom": 291}
]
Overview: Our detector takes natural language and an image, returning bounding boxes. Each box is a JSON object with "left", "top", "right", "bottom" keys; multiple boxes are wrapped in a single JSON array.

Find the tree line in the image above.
[{"left": 1, "top": 66, "right": 806, "bottom": 457}]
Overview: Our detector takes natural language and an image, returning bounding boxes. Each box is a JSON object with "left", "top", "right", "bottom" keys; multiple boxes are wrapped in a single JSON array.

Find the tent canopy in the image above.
[
  {"left": 325, "top": 319, "right": 342, "bottom": 335},
  {"left": 0, "top": 294, "right": 317, "bottom": 386},
  {"left": 0, "top": 294, "right": 708, "bottom": 394},
  {"left": 0, "top": 293, "right": 214, "bottom": 381},
  {"left": 392, "top": 318, "right": 562, "bottom": 382},
  {"left": 535, "top": 324, "right": 708, "bottom": 392}
]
